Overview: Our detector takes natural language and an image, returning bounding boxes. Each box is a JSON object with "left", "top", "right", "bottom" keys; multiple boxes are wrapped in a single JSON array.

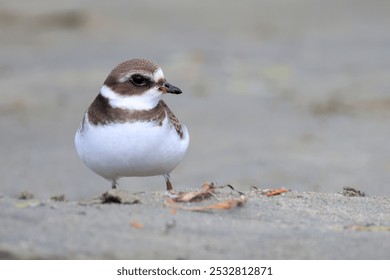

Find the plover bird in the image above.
[{"left": 75, "top": 59, "right": 189, "bottom": 192}]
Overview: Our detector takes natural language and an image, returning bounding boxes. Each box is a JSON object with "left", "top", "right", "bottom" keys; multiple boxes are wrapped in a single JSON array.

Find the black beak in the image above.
[{"left": 164, "top": 82, "right": 182, "bottom": 94}]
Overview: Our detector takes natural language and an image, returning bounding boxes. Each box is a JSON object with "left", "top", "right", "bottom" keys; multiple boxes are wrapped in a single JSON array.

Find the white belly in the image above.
[{"left": 75, "top": 115, "right": 189, "bottom": 181}]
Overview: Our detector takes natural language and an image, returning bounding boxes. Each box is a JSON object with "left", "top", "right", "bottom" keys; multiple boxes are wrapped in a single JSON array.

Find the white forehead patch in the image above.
[{"left": 153, "top": 68, "right": 164, "bottom": 81}]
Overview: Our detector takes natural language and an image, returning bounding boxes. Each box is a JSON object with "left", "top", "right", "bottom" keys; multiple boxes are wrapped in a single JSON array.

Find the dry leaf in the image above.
[
  {"left": 250, "top": 186, "right": 289, "bottom": 196},
  {"left": 164, "top": 198, "right": 181, "bottom": 209},
  {"left": 265, "top": 188, "right": 289, "bottom": 196},
  {"left": 173, "top": 182, "right": 215, "bottom": 202},
  {"left": 202, "top": 199, "right": 246, "bottom": 210},
  {"left": 165, "top": 197, "right": 246, "bottom": 212},
  {"left": 130, "top": 220, "right": 144, "bottom": 229},
  {"left": 164, "top": 182, "right": 246, "bottom": 212}
]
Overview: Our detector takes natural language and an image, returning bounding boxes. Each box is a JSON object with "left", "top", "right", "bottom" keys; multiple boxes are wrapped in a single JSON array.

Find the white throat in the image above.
[{"left": 100, "top": 85, "right": 161, "bottom": 111}]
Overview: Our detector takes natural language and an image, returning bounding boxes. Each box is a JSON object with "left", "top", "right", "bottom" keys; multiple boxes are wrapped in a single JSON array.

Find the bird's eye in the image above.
[{"left": 130, "top": 74, "right": 148, "bottom": 86}]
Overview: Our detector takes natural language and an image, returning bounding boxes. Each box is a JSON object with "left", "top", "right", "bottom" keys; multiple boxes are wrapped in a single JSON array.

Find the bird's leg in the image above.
[
  {"left": 111, "top": 179, "right": 117, "bottom": 189},
  {"left": 164, "top": 174, "right": 174, "bottom": 193}
]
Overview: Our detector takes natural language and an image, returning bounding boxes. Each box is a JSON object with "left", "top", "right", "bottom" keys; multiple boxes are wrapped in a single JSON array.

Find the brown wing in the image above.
[{"left": 159, "top": 100, "right": 184, "bottom": 139}]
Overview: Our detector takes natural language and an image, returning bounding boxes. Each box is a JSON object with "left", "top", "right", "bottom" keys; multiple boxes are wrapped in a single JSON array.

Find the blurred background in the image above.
[{"left": 1, "top": 0, "right": 389, "bottom": 199}]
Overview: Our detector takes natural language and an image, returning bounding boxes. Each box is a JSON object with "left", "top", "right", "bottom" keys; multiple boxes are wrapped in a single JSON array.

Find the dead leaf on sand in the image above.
[
  {"left": 164, "top": 183, "right": 246, "bottom": 212},
  {"left": 130, "top": 220, "right": 144, "bottom": 229},
  {"left": 201, "top": 198, "right": 246, "bottom": 210},
  {"left": 165, "top": 197, "right": 246, "bottom": 212},
  {"left": 265, "top": 188, "right": 289, "bottom": 196},
  {"left": 172, "top": 182, "right": 215, "bottom": 202},
  {"left": 250, "top": 186, "right": 289, "bottom": 197}
]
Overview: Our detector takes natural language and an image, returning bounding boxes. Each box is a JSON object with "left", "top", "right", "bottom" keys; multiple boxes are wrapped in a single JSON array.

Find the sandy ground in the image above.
[
  {"left": 1, "top": 0, "right": 390, "bottom": 259},
  {"left": 1, "top": 186, "right": 390, "bottom": 259}
]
